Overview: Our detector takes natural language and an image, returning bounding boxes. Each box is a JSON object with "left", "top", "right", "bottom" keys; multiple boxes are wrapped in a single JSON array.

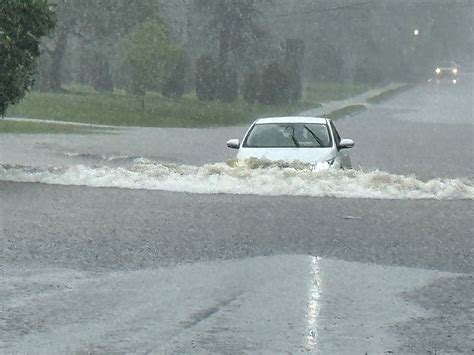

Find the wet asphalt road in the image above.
[
  {"left": 1, "top": 181, "right": 473, "bottom": 274},
  {"left": 335, "top": 79, "right": 474, "bottom": 179},
  {"left": 1, "top": 77, "right": 473, "bottom": 353}
]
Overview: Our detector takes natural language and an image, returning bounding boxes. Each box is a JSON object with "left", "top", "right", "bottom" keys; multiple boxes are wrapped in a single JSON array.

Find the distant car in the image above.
[
  {"left": 434, "top": 61, "right": 459, "bottom": 84},
  {"left": 226, "top": 116, "right": 354, "bottom": 169}
]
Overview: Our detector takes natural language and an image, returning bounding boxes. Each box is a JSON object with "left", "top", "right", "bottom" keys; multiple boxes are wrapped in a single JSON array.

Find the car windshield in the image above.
[
  {"left": 244, "top": 123, "right": 332, "bottom": 148},
  {"left": 439, "top": 62, "right": 456, "bottom": 68}
]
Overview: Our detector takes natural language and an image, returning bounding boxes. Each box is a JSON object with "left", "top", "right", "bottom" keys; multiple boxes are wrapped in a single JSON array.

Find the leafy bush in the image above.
[
  {"left": 0, "top": 0, "right": 55, "bottom": 115},
  {"left": 123, "top": 21, "right": 180, "bottom": 97}
]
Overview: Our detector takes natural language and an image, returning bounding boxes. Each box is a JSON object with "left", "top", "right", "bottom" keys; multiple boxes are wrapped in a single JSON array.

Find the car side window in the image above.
[{"left": 330, "top": 121, "right": 341, "bottom": 146}]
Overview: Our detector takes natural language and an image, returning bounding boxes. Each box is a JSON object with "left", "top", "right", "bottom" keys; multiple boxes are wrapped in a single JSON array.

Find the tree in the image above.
[
  {"left": 91, "top": 52, "right": 114, "bottom": 93},
  {"left": 308, "top": 39, "right": 343, "bottom": 82},
  {"left": 284, "top": 38, "right": 305, "bottom": 103},
  {"left": 215, "top": 64, "right": 238, "bottom": 102},
  {"left": 123, "top": 21, "right": 181, "bottom": 108},
  {"left": 242, "top": 70, "right": 260, "bottom": 104},
  {"left": 196, "top": 0, "right": 265, "bottom": 66},
  {"left": 39, "top": 0, "right": 162, "bottom": 92},
  {"left": 161, "top": 53, "right": 188, "bottom": 98},
  {"left": 195, "top": 55, "right": 218, "bottom": 101},
  {"left": 258, "top": 62, "right": 291, "bottom": 105},
  {"left": 0, "top": 0, "right": 55, "bottom": 116}
]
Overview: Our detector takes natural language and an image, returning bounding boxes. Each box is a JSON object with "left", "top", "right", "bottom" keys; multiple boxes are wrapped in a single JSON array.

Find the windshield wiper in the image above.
[
  {"left": 304, "top": 125, "right": 324, "bottom": 147},
  {"left": 290, "top": 129, "right": 300, "bottom": 147}
]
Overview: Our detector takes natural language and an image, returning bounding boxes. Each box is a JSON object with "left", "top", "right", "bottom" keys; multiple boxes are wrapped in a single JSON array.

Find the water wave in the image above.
[
  {"left": 63, "top": 152, "right": 138, "bottom": 163},
  {"left": 1, "top": 158, "right": 472, "bottom": 200}
]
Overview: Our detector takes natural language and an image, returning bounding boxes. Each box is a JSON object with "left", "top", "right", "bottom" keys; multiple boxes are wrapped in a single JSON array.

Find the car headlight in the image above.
[
  {"left": 435, "top": 68, "right": 441, "bottom": 74},
  {"left": 453, "top": 68, "right": 458, "bottom": 75}
]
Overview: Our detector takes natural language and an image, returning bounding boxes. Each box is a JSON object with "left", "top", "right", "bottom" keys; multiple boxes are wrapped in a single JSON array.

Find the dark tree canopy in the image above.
[
  {"left": 195, "top": 54, "right": 218, "bottom": 101},
  {"left": 0, "top": 0, "right": 55, "bottom": 116},
  {"left": 161, "top": 53, "right": 188, "bottom": 99},
  {"left": 258, "top": 62, "right": 291, "bottom": 106},
  {"left": 2, "top": 0, "right": 472, "bottom": 110},
  {"left": 242, "top": 70, "right": 260, "bottom": 104},
  {"left": 39, "top": 0, "right": 162, "bottom": 92},
  {"left": 215, "top": 64, "right": 238, "bottom": 103},
  {"left": 196, "top": 0, "right": 265, "bottom": 65}
]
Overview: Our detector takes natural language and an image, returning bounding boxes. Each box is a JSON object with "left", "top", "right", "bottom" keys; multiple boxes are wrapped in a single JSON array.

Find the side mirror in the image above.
[
  {"left": 227, "top": 139, "right": 240, "bottom": 149},
  {"left": 338, "top": 138, "right": 354, "bottom": 149}
]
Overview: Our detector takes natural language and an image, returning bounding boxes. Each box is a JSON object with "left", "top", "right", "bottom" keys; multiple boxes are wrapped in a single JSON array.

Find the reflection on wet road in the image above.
[
  {"left": 1, "top": 256, "right": 465, "bottom": 353},
  {"left": 306, "top": 257, "right": 321, "bottom": 351}
]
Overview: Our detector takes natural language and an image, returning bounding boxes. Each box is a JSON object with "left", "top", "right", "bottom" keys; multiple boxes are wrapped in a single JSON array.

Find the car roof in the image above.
[
  {"left": 439, "top": 61, "right": 457, "bottom": 67},
  {"left": 255, "top": 116, "right": 328, "bottom": 125}
]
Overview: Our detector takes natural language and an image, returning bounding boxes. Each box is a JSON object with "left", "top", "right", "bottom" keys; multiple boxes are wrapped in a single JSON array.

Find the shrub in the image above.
[{"left": 123, "top": 21, "right": 180, "bottom": 98}]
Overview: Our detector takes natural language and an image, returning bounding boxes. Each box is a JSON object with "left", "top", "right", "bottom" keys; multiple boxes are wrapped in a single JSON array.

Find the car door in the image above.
[{"left": 330, "top": 121, "right": 352, "bottom": 169}]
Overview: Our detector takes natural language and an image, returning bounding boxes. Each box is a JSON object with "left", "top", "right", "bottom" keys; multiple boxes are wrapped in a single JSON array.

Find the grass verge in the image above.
[
  {"left": 0, "top": 120, "right": 111, "bottom": 134},
  {"left": 326, "top": 104, "right": 367, "bottom": 120},
  {"left": 366, "top": 84, "right": 412, "bottom": 104},
  {"left": 6, "top": 82, "right": 370, "bottom": 128}
]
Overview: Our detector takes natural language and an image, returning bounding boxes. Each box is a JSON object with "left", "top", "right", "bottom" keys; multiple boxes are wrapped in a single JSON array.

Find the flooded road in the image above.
[
  {"left": 1, "top": 77, "right": 473, "bottom": 353},
  {"left": 1, "top": 78, "right": 473, "bottom": 180}
]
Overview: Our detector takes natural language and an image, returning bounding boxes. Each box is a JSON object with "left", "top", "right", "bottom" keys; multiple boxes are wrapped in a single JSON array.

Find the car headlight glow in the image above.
[
  {"left": 453, "top": 68, "right": 458, "bottom": 75},
  {"left": 435, "top": 68, "right": 441, "bottom": 74}
]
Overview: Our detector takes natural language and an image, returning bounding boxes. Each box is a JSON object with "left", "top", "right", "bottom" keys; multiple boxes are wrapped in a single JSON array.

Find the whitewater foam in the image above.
[
  {"left": 1, "top": 159, "right": 472, "bottom": 200},
  {"left": 63, "top": 152, "right": 138, "bottom": 162}
]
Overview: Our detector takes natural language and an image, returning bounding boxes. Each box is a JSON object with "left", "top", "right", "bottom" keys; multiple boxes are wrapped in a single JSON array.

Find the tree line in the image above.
[
  {"left": 33, "top": 0, "right": 308, "bottom": 106},
  {"left": 1, "top": 0, "right": 472, "bottom": 115}
]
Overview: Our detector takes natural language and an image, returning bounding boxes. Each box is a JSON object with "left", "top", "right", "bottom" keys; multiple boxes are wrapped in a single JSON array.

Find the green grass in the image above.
[
  {"left": 0, "top": 120, "right": 111, "bottom": 134},
  {"left": 6, "top": 82, "right": 370, "bottom": 128},
  {"left": 366, "top": 84, "right": 412, "bottom": 104},
  {"left": 326, "top": 104, "right": 367, "bottom": 120}
]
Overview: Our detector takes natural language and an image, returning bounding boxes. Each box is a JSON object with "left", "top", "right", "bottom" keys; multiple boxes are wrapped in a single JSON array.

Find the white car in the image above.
[
  {"left": 434, "top": 61, "right": 459, "bottom": 84},
  {"left": 227, "top": 116, "right": 354, "bottom": 169}
]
